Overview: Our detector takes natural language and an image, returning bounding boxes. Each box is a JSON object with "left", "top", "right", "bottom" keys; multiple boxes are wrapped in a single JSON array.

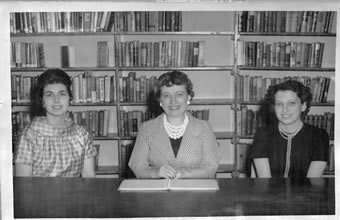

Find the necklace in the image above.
[
  {"left": 163, "top": 114, "right": 189, "bottom": 139},
  {"left": 278, "top": 121, "right": 303, "bottom": 178},
  {"left": 278, "top": 121, "right": 303, "bottom": 139}
]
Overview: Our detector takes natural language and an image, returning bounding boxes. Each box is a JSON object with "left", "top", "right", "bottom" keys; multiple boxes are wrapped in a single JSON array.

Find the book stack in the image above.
[
  {"left": 119, "top": 72, "right": 157, "bottom": 103},
  {"left": 238, "top": 41, "right": 324, "bottom": 68},
  {"left": 187, "top": 109, "right": 210, "bottom": 121},
  {"left": 119, "top": 110, "right": 156, "bottom": 137},
  {"left": 71, "top": 72, "right": 116, "bottom": 104},
  {"left": 238, "top": 11, "right": 335, "bottom": 33},
  {"left": 69, "top": 109, "right": 116, "bottom": 137},
  {"left": 235, "top": 75, "right": 332, "bottom": 103},
  {"left": 12, "top": 111, "right": 31, "bottom": 136},
  {"left": 302, "top": 112, "right": 334, "bottom": 138},
  {"left": 97, "top": 41, "right": 115, "bottom": 68},
  {"left": 10, "top": 11, "right": 182, "bottom": 34},
  {"left": 236, "top": 106, "right": 265, "bottom": 136},
  {"left": 61, "top": 45, "right": 76, "bottom": 68},
  {"left": 116, "top": 40, "right": 205, "bottom": 67},
  {"left": 11, "top": 42, "right": 45, "bottom": 68}
]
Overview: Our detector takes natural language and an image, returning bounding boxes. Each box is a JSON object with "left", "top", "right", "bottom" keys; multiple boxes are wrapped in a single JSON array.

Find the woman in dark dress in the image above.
[{"left": 250, "top": 80, "right": 329, "bottom": 178}]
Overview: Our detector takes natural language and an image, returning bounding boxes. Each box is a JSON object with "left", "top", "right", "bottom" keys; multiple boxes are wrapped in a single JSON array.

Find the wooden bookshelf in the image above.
[{"left": 11, "top": 10, "right": 335, "bottom": 178}]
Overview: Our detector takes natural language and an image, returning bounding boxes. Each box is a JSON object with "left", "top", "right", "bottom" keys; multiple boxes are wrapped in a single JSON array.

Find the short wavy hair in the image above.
[
  {"left": 155, "top": 70, "right": 195, "bottom": 101},
  {"left": 30, "top": 68, "right": 72, "bottom": 117},
  {"left": 265, "top": 79, "right": 312, "bottom": 116}
]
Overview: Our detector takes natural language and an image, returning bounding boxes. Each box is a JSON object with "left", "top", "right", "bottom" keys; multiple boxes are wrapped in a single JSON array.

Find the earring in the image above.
[
  {"left": 160, "top": 103, "right": 163, "bottom": 107},
  {"left": 187, "top": 100, "right": 190, "bottom": 105}
]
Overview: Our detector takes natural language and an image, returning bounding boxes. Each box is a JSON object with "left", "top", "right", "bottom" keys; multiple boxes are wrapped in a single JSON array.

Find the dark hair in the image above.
[
  {"left": 30, "top": 68, "right": 72, "bottom": 117},
  {"left": 155, "top": 70, "right": 195, "bottom": 101},
  {"left": 265, "top": 80, "right": 312, "bottom": 116}
]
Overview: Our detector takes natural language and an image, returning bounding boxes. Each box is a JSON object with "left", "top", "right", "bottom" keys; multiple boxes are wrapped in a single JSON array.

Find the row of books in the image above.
[
  {"left": 118, "top": 109, "right": 210, "bottom": 137},
  {"left": 302, "top": 112, "right": 335, "bottom": 138},
  {"left": 11, "top": 75, "right": 35, "bottom": 103},
  {"left": 71, "top": 72, "right": 116, "bottom": 104},
  {"left": 115, "top": 40, "right": 205, "bottom": 68},
  {"left": 238, "top": 41, "right": 324, "bottom": 68},
  {"left": 10, "top": 11, "right": 183, "bottom": 34},
  {"left": 236, "top": 105, "right": 334, "bottom": 137},
  {"left": 11, "top": 42, "right": 45, "bottom": 68},
  {"left": 69, "top": 110, "right": 116, "bottom": 137},
  {"left": 119, "top": 110, "right": 156, "bottom": 137},
  {"left": 11, "top": 73, "right": 116, "bottom": 104},
  {"left": 238, "top": 11, "right": 335, "bottom": 33},
  {"left": 12, "top": 110, "right": 117, "bottom": 138},
  {"left": 12, "top": 111, "right": 31, "bottom": 136},
  {"left": 235, "top": 75, "right": 332, "bottom": 103},
  {"left": 119, "top": 72, "right": 157, "bottom": 103}
]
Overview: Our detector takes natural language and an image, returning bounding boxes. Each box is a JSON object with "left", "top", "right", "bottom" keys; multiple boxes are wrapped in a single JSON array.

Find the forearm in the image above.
[
  {"left": 132, "top": 167, "right": 161, "bottom": 179},
  {"left": 307, "top": 161, "right": 327, "bottom": 177},
  {"left": 253, "top": 158, "right": 272, "bottom": 178},
  {"left": 178, "top": 164, "right": 218, "bottom": 179}
]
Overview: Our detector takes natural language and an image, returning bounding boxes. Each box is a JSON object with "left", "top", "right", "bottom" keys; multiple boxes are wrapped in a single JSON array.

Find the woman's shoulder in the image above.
[{"left": 302, "top": 123, "right": 329, "bottom": 137}]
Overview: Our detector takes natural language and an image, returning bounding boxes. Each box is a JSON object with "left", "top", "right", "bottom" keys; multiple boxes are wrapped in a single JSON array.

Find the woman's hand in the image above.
[
  {"left": 158, "top": 165, "right": 177, "bottom": 179},
  {"left": 174, "top": 168, "right": 191, "bottom": 179}
]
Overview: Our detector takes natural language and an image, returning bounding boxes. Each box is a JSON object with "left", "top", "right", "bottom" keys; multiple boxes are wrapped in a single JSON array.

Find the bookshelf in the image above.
[{"left": 10, "top": 10, "right": 335, "bottom": 178}]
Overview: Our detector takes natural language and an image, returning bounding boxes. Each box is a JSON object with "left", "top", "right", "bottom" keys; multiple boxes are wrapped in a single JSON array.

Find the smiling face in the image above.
[
  {"left": 43, "top": 83, "right": 70, "bottom": 120},
  {"left": 274, "top": 90, "right": 306, "bottom": 129},
  {"left": 160, "top": 84, "right": 191, "bottom": 121}
]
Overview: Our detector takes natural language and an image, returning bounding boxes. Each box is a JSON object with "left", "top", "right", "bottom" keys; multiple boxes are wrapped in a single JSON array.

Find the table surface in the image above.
[{"left": 13, "top": 177, "right": 335, "bottom": 218}]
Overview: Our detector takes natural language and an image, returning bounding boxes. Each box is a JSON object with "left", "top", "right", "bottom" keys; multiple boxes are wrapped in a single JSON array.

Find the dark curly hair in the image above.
[
  {"left": 154, "top": 70, "right": 195, "bottom": 101},
  {"left": 265, "top": 80, "right": 312, "bottom": 116},
  {"left": 30, "top": 68, "right": 72, "bottom": 117}
]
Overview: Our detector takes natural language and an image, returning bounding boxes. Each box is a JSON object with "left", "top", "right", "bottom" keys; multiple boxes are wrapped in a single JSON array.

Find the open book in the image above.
[{"left": 118, "top": 179, "right": 219, "bottom": 191}]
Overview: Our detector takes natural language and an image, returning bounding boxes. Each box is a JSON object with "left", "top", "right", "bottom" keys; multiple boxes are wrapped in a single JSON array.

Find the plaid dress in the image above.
[{"left": 14, "top": 116, "right": 97, "bottom": 177}]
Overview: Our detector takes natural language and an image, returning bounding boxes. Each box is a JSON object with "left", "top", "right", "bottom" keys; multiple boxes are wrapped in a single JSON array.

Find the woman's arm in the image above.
[
  {"left": 82, "top": 157, "right": 96, "bottom": 178},
  {"left": 15, "top": 164, "right": 33, "bottom": 177},
  {"left": 253, "top": 158, "right": 272, "bottom": 178},
  {"left": 306, "top": 161, "right": 327, "bottom": 178}
]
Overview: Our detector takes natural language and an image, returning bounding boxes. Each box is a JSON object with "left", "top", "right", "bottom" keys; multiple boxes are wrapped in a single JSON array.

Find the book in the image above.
[{"left": 118, "top": 179, "right": 219, "bottom": 191}]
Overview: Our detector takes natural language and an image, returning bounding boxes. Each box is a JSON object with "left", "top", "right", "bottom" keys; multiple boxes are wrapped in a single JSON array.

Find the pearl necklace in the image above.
[{"left": 163, "top": 114, "right": 189, "bottom": 139}]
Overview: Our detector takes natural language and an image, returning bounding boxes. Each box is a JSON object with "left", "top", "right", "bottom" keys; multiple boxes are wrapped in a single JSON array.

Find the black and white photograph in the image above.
[{"left": 0, "top": 0, "right": 338, "bottom": 219}]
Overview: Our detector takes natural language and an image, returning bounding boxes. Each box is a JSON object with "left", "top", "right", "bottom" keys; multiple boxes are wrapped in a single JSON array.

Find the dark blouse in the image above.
[
  {"left": 170, "top": 137, "right": 183, "bottom": 158},
  {"left": 250, "top": 123, "right": 329, "bottom": 178}
]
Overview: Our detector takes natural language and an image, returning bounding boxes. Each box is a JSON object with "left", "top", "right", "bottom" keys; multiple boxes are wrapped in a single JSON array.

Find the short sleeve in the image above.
[
  {"left": 78, "top": 126, "right": 97, "bottom": 159},
  {"left": 250, "top": 128, "right": 270, "bottom": 159},
  {"left": 13, "top": 127, "right": 34, "bottom": 165},
  {"left": 311, "top": 128, "right": 329, "bottom": 162}
]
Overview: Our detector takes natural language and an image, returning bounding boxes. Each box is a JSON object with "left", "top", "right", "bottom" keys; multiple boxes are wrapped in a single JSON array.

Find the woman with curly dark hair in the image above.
[
  {"left": 129, "top": 70, "right": 220, "bottom": 179},
  {"left": 14, "top": 69, "right": 97, "bottom": 177},
  {"left": 250, "top": 80, "right": 329, "bottom": 178}
]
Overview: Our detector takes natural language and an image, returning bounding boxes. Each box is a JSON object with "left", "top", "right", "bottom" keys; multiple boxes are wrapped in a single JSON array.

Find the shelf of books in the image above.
[
  {"left": 10, "top": 10, "right": 335, "bottom": 178},
  {"left": 10, "top": 11, "right": 237, "bottom": 178}
]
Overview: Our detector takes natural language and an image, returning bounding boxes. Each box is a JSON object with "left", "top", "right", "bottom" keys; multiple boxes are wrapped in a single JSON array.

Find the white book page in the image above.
[
  {"left": 118, "top": 179, "right": 169, "bottom": 191},
  {"left": 169, "top": 179, "right": 219, "bottom": 191}
]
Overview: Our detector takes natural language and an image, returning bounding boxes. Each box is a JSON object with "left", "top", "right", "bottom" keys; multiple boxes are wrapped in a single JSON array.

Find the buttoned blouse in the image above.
[
  {"left": 128, "top": 113, "right": 220, "bottom": 178},
  {"left": 14, "top": 116, "right": 97, "bottom": 177}
]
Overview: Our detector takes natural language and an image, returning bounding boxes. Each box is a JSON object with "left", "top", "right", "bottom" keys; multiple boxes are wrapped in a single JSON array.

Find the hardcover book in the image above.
[{"left": 118, "top": 179, "right": 219, "bottom": 191}]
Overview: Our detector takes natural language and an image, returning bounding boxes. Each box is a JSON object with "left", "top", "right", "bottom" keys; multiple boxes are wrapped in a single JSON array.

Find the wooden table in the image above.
[{"left": 13, "top": 177, "right": 335, "bottom": 218}]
